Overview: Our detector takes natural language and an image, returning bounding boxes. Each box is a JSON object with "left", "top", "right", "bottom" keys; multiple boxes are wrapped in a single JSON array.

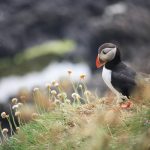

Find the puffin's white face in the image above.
[
  {"left": 96, "top": 43, "right": 118, "bottom": 68},
  {"left": 99, "top": 47, "right": 117, "bottom": 62}
]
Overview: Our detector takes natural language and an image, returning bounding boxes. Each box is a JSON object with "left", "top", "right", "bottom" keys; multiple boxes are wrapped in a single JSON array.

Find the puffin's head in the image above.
[{"left": 96, "top": 43, "right": 119, "bottom": 68}]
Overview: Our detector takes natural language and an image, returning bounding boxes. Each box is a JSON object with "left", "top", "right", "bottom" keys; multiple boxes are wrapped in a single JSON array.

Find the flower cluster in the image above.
[{"left": 1, "top": 112, "right": 9, "bottom": 119}]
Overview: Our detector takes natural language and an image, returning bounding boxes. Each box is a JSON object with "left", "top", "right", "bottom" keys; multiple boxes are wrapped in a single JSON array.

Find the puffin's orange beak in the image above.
[{"left": 96, "top": 55, "right": 105, "bottom": 68}]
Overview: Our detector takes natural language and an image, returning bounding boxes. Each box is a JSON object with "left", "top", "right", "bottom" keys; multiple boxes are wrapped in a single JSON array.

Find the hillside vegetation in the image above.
[{"left": 0, "top": 73, "right": 150, "bottom": 150}]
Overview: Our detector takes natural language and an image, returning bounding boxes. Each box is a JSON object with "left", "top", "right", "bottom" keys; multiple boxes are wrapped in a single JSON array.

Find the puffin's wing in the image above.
[
  {"left": 111, "top": 63, "right": 137, "bottom": 86},
  {"left": 112, "top": 72, "right": 137, "bottom": 88},
  {"left": 111, "top": 71, "right": 137, "bottom": 96}
]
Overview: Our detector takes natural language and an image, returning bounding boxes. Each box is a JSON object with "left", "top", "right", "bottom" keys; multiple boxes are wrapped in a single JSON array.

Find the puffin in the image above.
[{"left": 96, "top": 43, "right": 137, "bottom": 107}]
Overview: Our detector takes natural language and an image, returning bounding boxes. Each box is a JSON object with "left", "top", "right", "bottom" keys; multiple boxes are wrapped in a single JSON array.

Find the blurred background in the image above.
[{"left": 0, "top": 0, "right": 150, "bottom": 104}]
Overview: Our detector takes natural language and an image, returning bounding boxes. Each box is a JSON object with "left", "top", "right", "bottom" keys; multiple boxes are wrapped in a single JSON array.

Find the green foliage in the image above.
[
  {"left": 14, "top": 40, "right": 75, "bottom": 63},
  {"left": 1, "top": 105, "right": 150, "bottom": 150},
  {"left": 110, "top": 109, "right": 150, "bottom": 150},
  {"left": 0, "top": 40, "right": 75, "bottom": 77}
]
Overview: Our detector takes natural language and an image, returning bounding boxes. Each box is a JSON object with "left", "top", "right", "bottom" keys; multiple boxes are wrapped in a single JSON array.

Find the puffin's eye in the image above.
[
  {"left": 102, "top": 50, "right": 106, "bottom": 54},
  {"left": 102, "top": 48, "right": 112, "bottom": 54}
]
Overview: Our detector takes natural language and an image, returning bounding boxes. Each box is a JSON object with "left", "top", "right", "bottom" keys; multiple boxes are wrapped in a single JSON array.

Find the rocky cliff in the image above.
[{"left": 0, "top": 0, "right": 150, "bottom": 72}]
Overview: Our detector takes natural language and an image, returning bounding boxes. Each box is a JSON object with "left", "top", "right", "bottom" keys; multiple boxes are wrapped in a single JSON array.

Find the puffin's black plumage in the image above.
[
  {"left": 110, "top": 63, "right": 136, "bottom": 98},
  {"left": 105, "top": 46, "right": 137, "bottom": 98}
]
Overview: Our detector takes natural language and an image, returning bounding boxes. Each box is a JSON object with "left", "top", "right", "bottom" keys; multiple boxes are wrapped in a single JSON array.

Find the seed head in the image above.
[
  {"left": 80, "top": 74, "right": 86, "bottom": 80},
  {"left": 79, "top": 84, "right": 83, "bottom": 89},
  {"left": 1, "top": 112, "right": 7, "bottom": 119},
  {"left": 2, "top": 128, "right": 8, "bottom": 136},
  {"left": 57, "top": 92, "right": 67, "bottom": 100},
  {"left": 16, "top": 127, "right": 20, "bottom": 132},
  {"left": 12, "top": 98, "right": 18, "bottom": 104},
  {"left": 15, "top": 111, "right": 21, "bottom": 117},
  {"left": 57, "top": 93, "right": 62, "bottom": 100},
  {"left": 72, "top": 93, "right": 81, "bottom": 99},
  {"left": 54, "top": 99, "right": 61, "bottom": 105},
  {"left": 33, "top": 87, "right": 39, "bottom": 92},
  {"left": 18, "top": 103, "right": 23, "bottom": 108},
  {"left": 84, "top": 90, "right": 91, "bottom": 96},
  {"left": 51, "top": 90, "right": 57, "bottom": 95},
  {"left": 12, "top": 104, "right": 19, "bottom": 110},
  {"left": 51, "top": 80, "right": 56, "bottom": 86}
]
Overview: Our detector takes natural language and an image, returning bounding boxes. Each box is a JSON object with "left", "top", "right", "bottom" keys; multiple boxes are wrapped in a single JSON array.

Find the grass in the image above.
[{"left": 0, "top": 73, "right": 150, "bottom": 150}]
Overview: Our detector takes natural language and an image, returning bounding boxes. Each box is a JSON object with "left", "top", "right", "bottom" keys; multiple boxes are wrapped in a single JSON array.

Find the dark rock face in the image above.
[
  {"left": 0, "top": 0, "right": 150, "bottom": 72},
  {"left": 88, "top": 2, "right": 150, "bottom": 73}
]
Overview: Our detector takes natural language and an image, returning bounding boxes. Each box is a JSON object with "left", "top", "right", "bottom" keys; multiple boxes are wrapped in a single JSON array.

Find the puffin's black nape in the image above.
[{"left": 105, "top": 47, "right": 121, "bottom": 69}]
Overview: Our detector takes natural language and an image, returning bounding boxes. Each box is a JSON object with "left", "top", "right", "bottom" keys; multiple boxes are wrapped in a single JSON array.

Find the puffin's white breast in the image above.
[{"left": 102, "top": 66, "right": 119, "bottom": 95}]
